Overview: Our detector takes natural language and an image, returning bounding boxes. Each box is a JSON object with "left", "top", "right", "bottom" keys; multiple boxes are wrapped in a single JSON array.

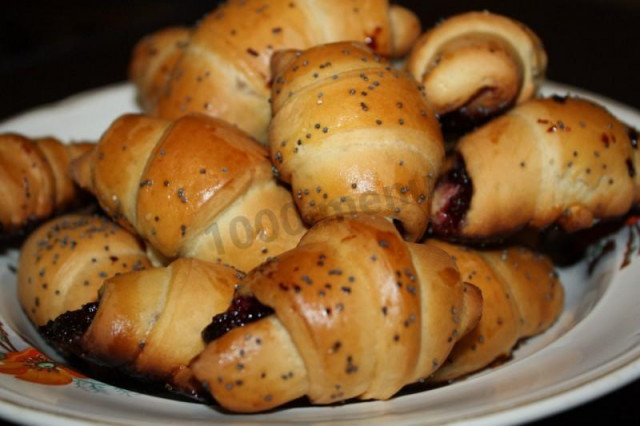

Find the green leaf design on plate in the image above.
[{"left": 74, "top": 378, "right": 132, "bottom": 396}]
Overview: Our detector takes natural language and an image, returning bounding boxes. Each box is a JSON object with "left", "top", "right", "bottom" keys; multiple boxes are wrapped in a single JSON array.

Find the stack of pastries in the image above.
[{"left": 6, "top": 0, "right": 637, "bottom": 414}]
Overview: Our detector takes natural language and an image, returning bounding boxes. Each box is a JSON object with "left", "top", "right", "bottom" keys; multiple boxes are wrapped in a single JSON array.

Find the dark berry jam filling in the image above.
[
  {"left": 430, "top": 153, "right": 473, "bottom": 237},
  {"left": 439, "top": 106, "right": 490, "bottom": 133},
  {"left": 438, "top": 88, "right": 514, "bottom": 133},
  {"left": 38, "top": 301, "right": 212, "bottom": 403},
  {"left": 202, "top": 295, "right": 274, "bottom": 343},
  {"left": 39, "top": 302, "right": 98, "bottom": 356}
]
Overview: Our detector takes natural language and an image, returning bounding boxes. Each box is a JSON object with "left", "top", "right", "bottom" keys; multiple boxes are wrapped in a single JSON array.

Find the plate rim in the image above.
[{"left": 1, "top": 81, "right": 640, "bottom": 426}]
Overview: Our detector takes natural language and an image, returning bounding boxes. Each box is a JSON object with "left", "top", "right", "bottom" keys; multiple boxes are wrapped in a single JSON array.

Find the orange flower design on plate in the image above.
[{"left": 0, "top": 347, "right": 86, "bottom": 385}]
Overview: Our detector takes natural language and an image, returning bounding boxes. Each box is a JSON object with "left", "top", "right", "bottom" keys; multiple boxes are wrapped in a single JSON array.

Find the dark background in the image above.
[
  {"left": 1, "top": 0, "right": 639, "bottom": 120},
  {"left": 1, "top": 0, "right": 639, "bottom": 424}
]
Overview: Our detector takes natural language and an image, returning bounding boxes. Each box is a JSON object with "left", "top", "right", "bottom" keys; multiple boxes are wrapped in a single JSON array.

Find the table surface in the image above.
[{"left": 1, "top": 0, "right": 639, "bottom": 424}]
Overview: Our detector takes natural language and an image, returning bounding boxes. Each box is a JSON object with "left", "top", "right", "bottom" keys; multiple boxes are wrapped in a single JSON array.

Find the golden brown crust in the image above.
[
  {"left": 17, "top": 214, "right": 152, "bottom": 326},
  {"left": 129, "top": 27, "right": 192, "bottom": 112},
  {"left": 71, "top": 113, "right": 305, "bottom": 271},
  {"left": 407, "top": 11, "right": 546, "bottom": 121},
  {"left": 269, "top": 42, "right": 444, "bottom": 241},
  {"left": 427, "top": 241, "right": 564, "bottom": 382},
  {"left": 134, "top": 0, "right": 420, "bottom": 142},
  {"left": 82, "top": 258, "right": 238, "bottom": 382},
  {"left": 388, "top": 5, "right": 422, "bottom": 56},
  {"left": 431, "top": 96, "right": 639, "bottom": 239},
  {"left": 190, "top": 215, "right": 482, "bottom": 412},
  {"left": 0, "top": 134, "right": 92, "bottom": 237}
]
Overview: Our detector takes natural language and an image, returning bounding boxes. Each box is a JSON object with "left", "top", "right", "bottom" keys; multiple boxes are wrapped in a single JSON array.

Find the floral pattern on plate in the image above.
[{"left": 0, "top": 321, "right": 131, "bottom": 395}]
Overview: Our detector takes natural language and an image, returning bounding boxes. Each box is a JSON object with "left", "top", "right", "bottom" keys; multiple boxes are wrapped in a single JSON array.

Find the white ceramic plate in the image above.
[{"left": 1, "top": 82, "right": 640, "bottom": 426}]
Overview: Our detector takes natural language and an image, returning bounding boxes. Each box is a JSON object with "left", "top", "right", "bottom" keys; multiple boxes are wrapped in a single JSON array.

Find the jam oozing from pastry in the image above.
[
  {"left": 202, "top": 295, "right": 274, "bottom": 343},
  {"left": 430, "top": 153, "right": 473, "bottom": 236},
  {"left": 438, "top": 89, "right": 515, "bottom": 132},
  {"left": 38, "top": 302, "right": 212, "bottom": 403},
  {"left": 39, "top": 302, "right": 98, "bottom": 356}
]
